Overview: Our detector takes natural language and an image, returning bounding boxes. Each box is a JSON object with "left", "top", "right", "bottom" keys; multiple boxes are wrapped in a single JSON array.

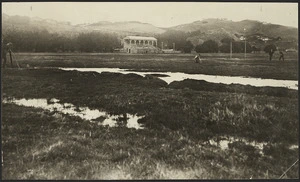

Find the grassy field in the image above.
[
  {"left": 11, "top": 52, "right": 299, "bottom": 80},
  {"left": 1, "top": 53, "right": 299, "bottom": 179}
]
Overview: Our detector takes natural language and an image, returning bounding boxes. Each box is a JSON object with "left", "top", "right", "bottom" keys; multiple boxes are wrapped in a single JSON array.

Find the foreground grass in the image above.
[
  {"left": 2, "top": 68, "right": 298, "bottom": 143},
  {"left": 1, "top": 68, "right": 298, "bottom": 179},
  {"left": 2, "top": 104, "right": 298, "bottom": 179},
  {"left": 12, "top": 52, "right": 298, "bottom": 80}
]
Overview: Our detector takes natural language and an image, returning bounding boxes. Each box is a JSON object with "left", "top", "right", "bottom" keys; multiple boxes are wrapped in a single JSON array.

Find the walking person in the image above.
[{"left": 279, "top": 51, "right": 285, "bottom": 61}]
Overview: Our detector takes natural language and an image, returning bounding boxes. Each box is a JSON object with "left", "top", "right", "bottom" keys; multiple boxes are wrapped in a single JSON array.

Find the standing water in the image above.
[
  {"left": 209, "top": 136, "right": 298, "bottom": 154},
  {"left": 60, "top": 68, "right": 298, "bottom": 90},
  {"left": 3, "top": 97, "right": 144, "bottom": 129}
]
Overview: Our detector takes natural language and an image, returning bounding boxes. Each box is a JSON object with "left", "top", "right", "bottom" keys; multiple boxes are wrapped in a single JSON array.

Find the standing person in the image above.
[
  {"left": 1, "top": 42, "right": 8, "bottom": 68},
  {"left": 6, "top": 42, "right": 13, "bottom": 67},
  {"left": 269, "top": 49, "right": 275, "bottom": 61},
  {"left": 279, "top": 51, "right": 285, "bottom": 61}
]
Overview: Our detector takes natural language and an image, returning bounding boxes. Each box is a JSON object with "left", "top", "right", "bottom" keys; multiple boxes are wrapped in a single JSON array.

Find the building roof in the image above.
[{"left": 124, "top": 36, "right": 157, "bottom": 41}]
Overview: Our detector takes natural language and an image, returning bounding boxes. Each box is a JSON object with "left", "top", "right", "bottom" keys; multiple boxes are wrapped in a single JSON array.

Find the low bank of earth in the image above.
[{"left": 12, "top": 52, "right": 299, "bottom": 80}]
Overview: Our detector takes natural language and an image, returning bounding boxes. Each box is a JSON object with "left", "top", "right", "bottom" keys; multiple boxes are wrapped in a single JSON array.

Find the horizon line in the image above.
[{"left": 2, "top": 13, "right": 298, "bottom": 29}]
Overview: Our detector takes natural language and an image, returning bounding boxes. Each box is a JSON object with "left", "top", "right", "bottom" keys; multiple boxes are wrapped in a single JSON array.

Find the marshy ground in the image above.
[{"left": 1, "top": 53, "right": 299, "bottom": 179}]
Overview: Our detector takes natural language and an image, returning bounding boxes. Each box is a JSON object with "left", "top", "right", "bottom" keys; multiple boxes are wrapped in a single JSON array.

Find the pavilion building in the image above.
[{"left": 122, "top": 36, "right": 159, "bottom": 53}]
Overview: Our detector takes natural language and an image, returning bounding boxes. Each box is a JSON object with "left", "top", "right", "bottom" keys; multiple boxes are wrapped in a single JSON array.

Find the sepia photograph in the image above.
[{"left": 1, "top": 1, "right": 299, "bottom": 180}]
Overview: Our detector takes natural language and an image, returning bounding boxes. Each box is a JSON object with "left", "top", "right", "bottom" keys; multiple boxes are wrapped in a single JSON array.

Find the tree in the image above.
[
  {"left": 219, "top": 44, "right": 230, "bottom": 53},
  {"left": 219, "top": 38, "right": 234, "bottom": 53},
  {"left": 195, "top": 44, "right": 202, "bottom": 53},
  {"left": 183, "top": 41, "right": 194, "bottom": 53},
  {"left": 196, "top": 40, "right": 219, "bottom": 53},
  {"left": 264, "top": 44, "right": 277, "bottom": 61},
  {"left": 76, "top": 32, "right": 119, "bottom": 52},
  {"left": 251, "top": 46, "right": 261, "bottom": 53},
  {"left": 157, "top": 30, "right": 189, "bottom": 50},
  {"left": 220, "top": 37, "right": 234, "bottom": 44},
  {"left": 231, "top": 41, "right": 253, "bottom": 53}
]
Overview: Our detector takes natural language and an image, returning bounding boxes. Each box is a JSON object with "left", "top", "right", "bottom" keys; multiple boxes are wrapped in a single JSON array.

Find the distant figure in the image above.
[
  {"left": 279, "top": 51, "right": 285, "bottom": 61},
  {"left": 269, "top": 48, "right": 275, "bottom": 61},
  {"left": 1, "top": 45, "right": 7, "bottom": 68},
  {"left": 2, "top": 42, "right": 13, "bottom": 68},
  {"left": 194, "top": 54, "right": 201, "bottom": 63}
]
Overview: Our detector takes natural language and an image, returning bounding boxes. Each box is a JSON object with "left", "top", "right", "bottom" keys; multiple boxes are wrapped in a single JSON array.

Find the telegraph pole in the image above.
[
  {"left": 244, "top": 28, "right": 246, "bottom": 60},
  {"left": 230, "top": 40, "right": 232, "bottom": 59}
]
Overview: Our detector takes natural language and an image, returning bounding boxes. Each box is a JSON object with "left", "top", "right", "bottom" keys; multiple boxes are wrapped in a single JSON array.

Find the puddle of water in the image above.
[
  {"left": 209, "top": 136, "right": 267, "bottom": 151},
  {"left": 289, "top": 145, "right": 299, "bottom": 150},
  {"left": 3, "top": 97, "right": 144, "bottom": 130},
  {"left": 209, "top": 136, "right": 297, "bottom": 154},
  {"left": 60, "top": 68, "right": 298, "bottom": 90}
]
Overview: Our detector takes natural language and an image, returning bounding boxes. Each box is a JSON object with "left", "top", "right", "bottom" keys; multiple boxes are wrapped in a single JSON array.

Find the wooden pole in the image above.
[
  {"left": 244, "top": 28, "right": 246, "bottom": 60},
  {"left": 230, "top": 41, "right": 232, "bottom": 59},
  {"left": 244, "top": 38, "right": 247, "bottom": 60},
  {"left": 2, "top": 52, "right": 7, "bottom": 68},
  {"left": 9, "top": 50, "right": 13, "bottom": 67}
]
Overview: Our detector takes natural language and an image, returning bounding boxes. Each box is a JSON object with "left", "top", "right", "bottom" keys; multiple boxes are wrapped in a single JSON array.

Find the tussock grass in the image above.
[
  {"left": 2, "top": 68, "right": 298, "bottom": 179},
  {"left": 2, "top": 104, "right": 298, "bottom": 179}
]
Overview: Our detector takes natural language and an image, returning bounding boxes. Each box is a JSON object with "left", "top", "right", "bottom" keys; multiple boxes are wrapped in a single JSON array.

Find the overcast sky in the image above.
[{"left": 2, "top": 2, "right": 298, "bottom": 28}]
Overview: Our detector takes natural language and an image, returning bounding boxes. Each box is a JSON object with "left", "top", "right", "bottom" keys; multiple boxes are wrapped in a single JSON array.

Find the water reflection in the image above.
[
  {"left": 209, "top": 136, "right": 298, "bottom": 153},
  {"left": 209, "top": 136, "right": 267, "bottom": 151},
  {"left": 60, "top": 68, "right": 298, "bottom": 90},
  {"left": 3, "top": 97, "right": 144, "bottom": 129}
]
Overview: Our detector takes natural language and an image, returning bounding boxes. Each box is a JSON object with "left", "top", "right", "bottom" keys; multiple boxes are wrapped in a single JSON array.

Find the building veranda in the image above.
[{"left": 122, "top": 36, "right": 159, "bottom": 53}]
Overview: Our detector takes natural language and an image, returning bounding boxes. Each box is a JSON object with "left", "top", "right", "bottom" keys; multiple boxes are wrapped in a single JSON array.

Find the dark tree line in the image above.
[
  {"left": 157, "top": 30, "right": 258, "bottom": 53},
  {"left": 2, "top": 28, "right": 274, "bottom": 54},
  {"left": 156, "top": 30, "right": 190, "bottom": 51},
  {"left": 194, "top": 38, "right": 255, "bottom": 53},
  {"left": 2, "top": 29, "right": 121, "bottom": 53},
  {"left": 195, "top": 40, "right": 219, "bottom": 53}
]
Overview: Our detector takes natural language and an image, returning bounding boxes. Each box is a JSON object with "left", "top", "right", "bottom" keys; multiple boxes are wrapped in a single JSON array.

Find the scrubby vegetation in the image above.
[
  {"left": 2, "top": 67, "right": 298, "bottom": 179},
  {"left": 2, "top": 51, "right": 298, "bottom": 179}
]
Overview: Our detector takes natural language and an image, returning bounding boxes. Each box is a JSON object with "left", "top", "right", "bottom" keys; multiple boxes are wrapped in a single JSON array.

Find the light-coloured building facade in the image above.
[{"left": 123, "top": 36, "right": 159, "bottom": 53}]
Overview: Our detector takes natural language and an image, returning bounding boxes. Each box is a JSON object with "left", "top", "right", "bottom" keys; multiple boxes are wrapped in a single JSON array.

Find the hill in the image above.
[
  {"left": 2, "top": 14, "right": 165, "bottom": 37},
  {"left": 86, "top": 21, "right": 165, "bottom": 35},
  {"left": 1, "top": 14, "right": 298, "bottom": 50},
  {"left": 170, "top": 18, "right": 298, "bottom": 49}
]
